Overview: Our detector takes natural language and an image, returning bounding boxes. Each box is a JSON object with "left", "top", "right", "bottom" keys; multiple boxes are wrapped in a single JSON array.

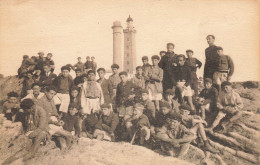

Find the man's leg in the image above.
[
  {"left": 222, "top": 111, "right": 242, "bottom": 129},
  {"left": 207, "top": 111, "right": 226, "bottom": 131},
  {"left": 54, "top": 130, "right": 73, "bottom": 149},
  {"left": 28, "top": 131, "right": 47, "bottom": 155},
  {"left": 177, "top": 142, "right": 190, "bottom": 158},
  {"left": 193, "top": 123, "right": 218, "bottom": 153}
]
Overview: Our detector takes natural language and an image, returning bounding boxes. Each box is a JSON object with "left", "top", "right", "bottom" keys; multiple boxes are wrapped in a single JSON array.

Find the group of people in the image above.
[{"left": 2, "top": 35, "right": 243, "bottom": 160}]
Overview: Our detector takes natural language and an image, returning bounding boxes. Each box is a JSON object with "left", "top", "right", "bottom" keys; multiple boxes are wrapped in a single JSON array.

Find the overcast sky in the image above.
[{"left": 0, "top": 0, "right": 259, "bottom": 81}]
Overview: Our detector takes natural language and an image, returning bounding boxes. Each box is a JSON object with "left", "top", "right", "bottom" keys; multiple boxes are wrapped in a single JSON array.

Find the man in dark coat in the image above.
[
  {"left": 204, "top": 35, "right": 219, "bottom": 80},
  {"left": 158, "top": 43, "right": 178, "bottom": 92}
]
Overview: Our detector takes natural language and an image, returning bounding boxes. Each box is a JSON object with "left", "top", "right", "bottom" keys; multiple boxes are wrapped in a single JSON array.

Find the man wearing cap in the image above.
[
  {"left": 74, "top": 68, "right": 84, "bottom": 87},
  {"left": 196, "top": 78, "right": 218, "bottom": 120},
  {"left": 85, "top": 56, "right": 93, "bottom": 73},
  {"left": 94, "top": 103, "right": 119, "bottom": 141},
  {"left": 72, "top": 57, "right": 85, "bottom": 73},
  {"left": 213, "top": 47, "right": 234, "bottom": 91},
  {"left": 81, "top": 70, "right": 104, "bottom": 114},
  {"left": 145, "top": 55, "right": 163, "bottom": 111},
  {"left": 159, "top": 51, "right": 166, "bottom": 58},
  {"left": 204, "top": 35, "right": 219, "bottom": 80},
  {"left": 97, "top": 68, "right": 113, "bottom": 104},
  {"left": 21, "top": 83, "right": 45, "bottom": 102},
  {"left": 208, "top": 81, "right": 243, "bottom": 131},
  {"left": 141, "top": 89, "right": 156, "bottom": 124},
  {"left": 179, "top": 104, "right": 218, "bottom": 153},
  {"left": 131, "top": 66, "right": 146, "bottom": 89},
  {"left": 158, "top": 43, "right": 178, "bottom": 92},
  {"left": 20, "top": 99, "right": 49, "bottom": 160},
  {"left": 154, "top": 110, "right": 195, "bottom": 158},
  {"left": 18, "top": 55, "right": 36, "bottom": 78},
  {"left": 34, "top": 51, "right": 46, "bottom": 76},
  {"left": 185, "top": 49, "right": 202, "bottom": 97},
  {"left": 142, "top": 56, "right": 152, "bottom": 72},
  {"left": 109, "top": 64, "right": 121, "bottom": 104},
  {"left": 173, "top": 54, "right": 195, "bottom": 113},
  {"left": 153, "top": 101, "right": 178, "bottom": 128},
  {"left": 39, "top": 64, "right": 57, "bottom": 88},
  {"left": 91, "top": 56, "right": 97, "bottom": 73},
  {"left": 53, "top": 65, "right": 74, "bottom": 113},
  {"left": 116, "top": 71, "right": 141, "bottom": 120},
  {"left": 44, "top": 53, "right": 55, "bottom": 73},
  {"left": 125, "top": 103, "right": 150, "bottom": 145}
]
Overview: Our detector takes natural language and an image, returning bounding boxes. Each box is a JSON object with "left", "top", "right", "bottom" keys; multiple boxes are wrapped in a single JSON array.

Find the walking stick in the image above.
[{"left": 130, "top": 131, "right": 137, "bottom": 145}]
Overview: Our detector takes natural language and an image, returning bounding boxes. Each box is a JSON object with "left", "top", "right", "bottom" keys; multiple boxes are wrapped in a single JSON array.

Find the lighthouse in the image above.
[
  {"left": 123, "top": 15, "right": 136, "bottom": 73},
  {"left": 112, "top": 21, "right": 123, "bottom": 69}
]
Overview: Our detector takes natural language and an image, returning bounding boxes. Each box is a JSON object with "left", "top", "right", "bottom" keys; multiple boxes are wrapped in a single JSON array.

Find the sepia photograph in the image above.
[{"left": 0, "top": 0, "right": 259, "bottom": 164}]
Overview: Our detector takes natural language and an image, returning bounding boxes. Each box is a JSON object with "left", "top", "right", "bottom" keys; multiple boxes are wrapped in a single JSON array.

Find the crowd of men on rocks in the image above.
[{"left": 1, "top": 35, "right": 243, "bottom": 161}]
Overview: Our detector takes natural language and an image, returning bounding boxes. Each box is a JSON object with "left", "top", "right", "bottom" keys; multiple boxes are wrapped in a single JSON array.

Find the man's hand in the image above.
[
  {"left": 217, "top": 103, "right": 223, "bottom": 110},
  {"left": 128, "top": 94, "right": 135, "bottom": 99},
  {"left": 171, "top": 139, "right": 180, "bottom": 147},
  {"left": 6, "top": 109, "right": 12, "bottom": 113}
]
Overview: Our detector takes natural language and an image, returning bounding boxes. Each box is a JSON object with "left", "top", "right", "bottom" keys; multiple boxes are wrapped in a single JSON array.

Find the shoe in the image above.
[{"left": 204, "top": 141, "right": 219, "bottom": 154}]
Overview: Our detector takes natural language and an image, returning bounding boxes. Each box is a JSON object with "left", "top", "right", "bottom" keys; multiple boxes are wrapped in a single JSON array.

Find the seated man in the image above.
[
  {"left": 154, "top": 113, "right": 195, "bottom": 158},
  {"left": 21, "top": 83, "right": 44, "bottom": 102},
  {"left": 141, "top": 89, "right": 156, "bottom": 125},
  {"left": 173, "top": 54, "right": 195, "bottom": 113},
  {"left": 2, "top": 92, "right": 20, "bottom": 121},
  {"left": 56, "top": 105, "right": 81, "bottom": 150},
  {"left": 94, "top": 103, "right": 119, "bottom": 142},
  {"left": 179, "top": 104, "right": 218, "bottom": 153},
  {"left": 195, "top": 78, "right": 218, "bottom": 120},
  {"left": 125, "top": 103, "right": 150, "bottom": 145},
  {"left": 81, "top": 110, "right": 101, "bottom": 139},
  {"left": 20, "top": 99, "right": 49, "bottom": 160},
  {"left": 163, "top": 88, "right": 180, "bottom": 114},
  {"left": 208, "top": 81, "right": 243, "bottom": 131},
  {"left": 152, "top": 101, "right": 177, "bottom": 129}
]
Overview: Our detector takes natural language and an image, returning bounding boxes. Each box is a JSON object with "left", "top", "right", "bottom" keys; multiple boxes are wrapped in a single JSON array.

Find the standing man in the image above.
[
  {"left": 158, "top": 43, "right": 178, "bottom": 92},
  {"left": 81, "top": 70, "right": 104, "bottom": 115},
  {"left": 73, "top": 57, "right": 85, "bottom": 73},
  {"left": 142, "top": 56, "right": 152, "bottom": 73},
  {"left": 213, "top": 47, "right": 234, "bottom": 91},
  {"left": 97, "top": 68, "right": 113, "bottom": 104},
  {"left": 109, "top": 64, "right": 121, "bottom": 105},
  {"left": 91, "top": 56, "right": 97, "bottom": 73},
  {"left": 85, "top": 56, "right": 93, "bottom": 73},
  {"left": 204, "top": 35, "right": 219, "bottom": 80}
]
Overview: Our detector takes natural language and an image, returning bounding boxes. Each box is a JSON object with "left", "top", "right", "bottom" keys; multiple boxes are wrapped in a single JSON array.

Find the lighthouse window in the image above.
[
  {"left": 127, "top": 61, "right": 129, "bottom": 64},
  {"left": 127, "top": 46, "right": 129, "bottom": 49},
  {"left": 127, "top": 38, "right": 129, "bottom": 41},
  {"left": 127, "top": 53, "right": 129, "bottom": 57}
]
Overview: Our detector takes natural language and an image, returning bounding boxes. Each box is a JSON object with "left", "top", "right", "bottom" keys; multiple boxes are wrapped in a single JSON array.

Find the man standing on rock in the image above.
[
  {"left": 204, "top": 35, "right": 219, "bottom": 80},
  {"left": 158, "top": 43, "right": 178, "bottom": 92}
]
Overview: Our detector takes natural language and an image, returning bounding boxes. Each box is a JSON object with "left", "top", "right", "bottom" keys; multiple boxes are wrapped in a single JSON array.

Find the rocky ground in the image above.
[{"left": 0, "top": 76, "right": 259, "bottom": 165}]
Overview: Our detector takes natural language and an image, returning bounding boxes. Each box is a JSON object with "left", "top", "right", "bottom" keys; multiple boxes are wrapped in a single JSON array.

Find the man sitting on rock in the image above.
[
  {"left": 179, "top": 104, "right": 218, "bottom": 153},
  {"left": 154, "top": 112, "right": 195, "bottom": 158},
  {"left": 20, "top": 99, "right": 49, "bottom": 160},
  {"left": 94, "top": 103, "right": 119, "bottom": 142},
  {"left": 195, "top": 78, "right": 218, "bottom": 120},
  {"left": 207, "top": 81, "right": 243, "bottom": 132},
  {"left": 125, "top": 103, "right": 150, "bottom": 145}
]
